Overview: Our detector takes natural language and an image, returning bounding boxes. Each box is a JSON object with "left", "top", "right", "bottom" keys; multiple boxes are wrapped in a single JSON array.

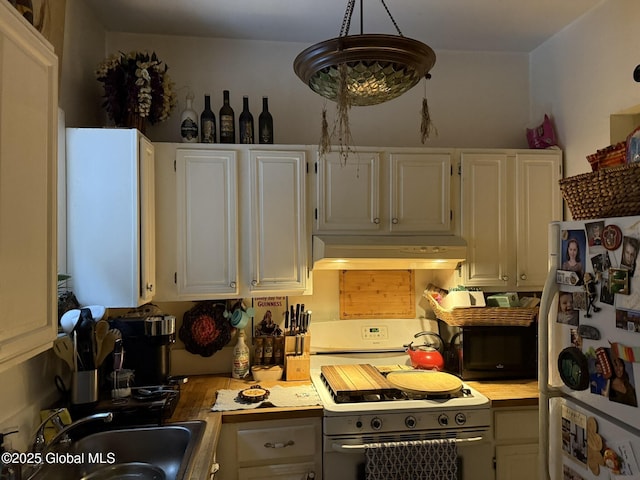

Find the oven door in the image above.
[{"left": 322, "top": 429, "right": 494, "bottom": 480}]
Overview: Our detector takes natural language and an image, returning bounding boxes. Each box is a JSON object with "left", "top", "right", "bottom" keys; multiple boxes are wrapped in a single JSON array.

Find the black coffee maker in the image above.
[{"left": 110, "top": 315, "right": 176, "bottom": 386}]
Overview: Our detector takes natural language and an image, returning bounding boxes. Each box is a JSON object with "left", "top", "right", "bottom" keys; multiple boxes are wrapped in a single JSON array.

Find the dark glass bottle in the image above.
[
  {"left": 239, "top": 96, "right": 254, "bottom": 144},
  {"left": 258, "top": 97, "right": 274, "bottom": 144},
  {"left": 219, "top": 90, "right": 235, "bottom": 144},
  {"left": 200, "top": 94, "right": 216, "bottom": 143}
]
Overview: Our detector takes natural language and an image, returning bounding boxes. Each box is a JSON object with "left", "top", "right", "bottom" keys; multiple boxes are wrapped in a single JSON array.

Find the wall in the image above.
[
  {"left": 60, "top": 2, "right": 532, "bottom": 149},
  {"left": 530, "top": 0, "right": 640, "bottom": 179}
]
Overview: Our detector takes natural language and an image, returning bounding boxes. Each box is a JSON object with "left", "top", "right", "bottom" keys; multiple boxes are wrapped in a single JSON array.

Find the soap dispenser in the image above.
[{"left": 0, "top": 430, "right": 21, "bottom": 480}]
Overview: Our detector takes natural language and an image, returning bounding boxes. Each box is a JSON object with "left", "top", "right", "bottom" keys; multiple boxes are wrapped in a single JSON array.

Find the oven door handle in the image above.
[{"left": 331, "top": 436, "right": 485, "bottom": 454}]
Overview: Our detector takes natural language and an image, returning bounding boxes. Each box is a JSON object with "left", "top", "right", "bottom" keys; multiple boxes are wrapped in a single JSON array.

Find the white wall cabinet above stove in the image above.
[
  {"left": 314, "top": 149, "right": 454, "bottom": 234},
  {"left": 154, "top": 144, "right": 310, "bottom": 301},
  {"left": 0, "top": 1, "right": 58, "bottom": 370},
  {"left": 460, "top": 149, "right": 562, "bottom": 290},
  {"left": 66, "top": 128, "right": 156, "bottom": 307}
]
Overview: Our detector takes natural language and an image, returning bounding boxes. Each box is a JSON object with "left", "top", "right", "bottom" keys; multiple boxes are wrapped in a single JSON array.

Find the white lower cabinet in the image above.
[
  {"left": 494, "top": 407, "right": 539, "bottom": 480},
  {"left": 217, "top": 417, "right": 321, "bottom": 480}
]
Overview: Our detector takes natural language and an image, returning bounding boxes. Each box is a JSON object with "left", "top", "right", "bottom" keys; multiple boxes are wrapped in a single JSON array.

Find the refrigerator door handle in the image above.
[{"left": 539, "top": 224, "right": 560, "bottom": 480}]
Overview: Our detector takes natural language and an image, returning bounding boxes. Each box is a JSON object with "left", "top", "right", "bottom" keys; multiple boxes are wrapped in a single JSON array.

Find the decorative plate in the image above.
[
  {"left": 238, "top": 385, "right": 270, "bottom": 403},
  {"left": 179, "top": 301, "right": 231, "bottom": 357}
]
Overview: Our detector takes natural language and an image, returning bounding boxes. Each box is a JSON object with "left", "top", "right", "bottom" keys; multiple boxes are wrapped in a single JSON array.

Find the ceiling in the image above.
[{"left": 84, "top": 0, "right": 604, "bottom": 53}]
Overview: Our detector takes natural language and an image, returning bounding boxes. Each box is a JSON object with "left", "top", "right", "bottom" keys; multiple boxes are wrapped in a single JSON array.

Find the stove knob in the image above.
[
  {"left": 371, "top": 417, "right": 383, "bottom": 430},
  {"left": 355, "top": 420, "right": 363, "bottom": 429},
  {"left": 438, "top": 414, "right": 449, "bottom": 426},
  {"left": 405, "top": 416, "right": 417, "bottom": 429},
  {"left": 455, "top": 413, "right": 467, "bottom": 425}
]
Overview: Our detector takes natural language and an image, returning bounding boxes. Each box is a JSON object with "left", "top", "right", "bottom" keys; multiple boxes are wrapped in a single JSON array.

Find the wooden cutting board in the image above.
[
  {"left": 386, "top": 370, "right": 463, "bottom": 395},
  {"left": 321, "top": 364, "right": 397, "bottom": 396}
]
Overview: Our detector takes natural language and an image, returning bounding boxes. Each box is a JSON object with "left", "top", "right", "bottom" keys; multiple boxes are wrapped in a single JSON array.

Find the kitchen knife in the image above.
[
  {"left": 284, "top": 310, "right": 289, "bottom": 331},
  {"left": 290, "top": 305, "right": 295, "bottom": 335},
  {"left": 295, "top": 304, "right": 301, "bottom": 333}
]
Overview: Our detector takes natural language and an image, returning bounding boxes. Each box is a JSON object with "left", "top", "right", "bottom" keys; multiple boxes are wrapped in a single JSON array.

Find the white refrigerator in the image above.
[{"left": 540, "top": 217, "right": 640, "bottom": 480}]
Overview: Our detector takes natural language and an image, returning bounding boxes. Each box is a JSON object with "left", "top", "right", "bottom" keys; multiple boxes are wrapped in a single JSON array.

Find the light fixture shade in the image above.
[{"left": 294, "top": 34, "right": 436, "bottom": 106}]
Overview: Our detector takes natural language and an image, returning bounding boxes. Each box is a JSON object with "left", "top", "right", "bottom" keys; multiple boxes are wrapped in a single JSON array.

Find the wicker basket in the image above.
[
  {"left": 424, "top": 293, "right": 537, "bottom": 327},
  {"left": 586, "top": 142, "right": 626, "bottom": 171},
  {"left": 559, "top": 162, "right": 640, "bottom": 220}
]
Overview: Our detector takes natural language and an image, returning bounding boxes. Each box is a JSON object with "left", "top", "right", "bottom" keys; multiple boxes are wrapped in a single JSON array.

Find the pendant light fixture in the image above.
[
  {"left": 294, "top": 0, "right": 437, "bottom": 158},
  {"left": 293, "top": 0, "right": 436, "bottom": 107}
]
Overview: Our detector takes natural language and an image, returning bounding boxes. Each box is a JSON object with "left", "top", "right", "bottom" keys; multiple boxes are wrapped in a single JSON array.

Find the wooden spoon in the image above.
[
  {"left": 53, "top": 336, "right": 75, "bottom": 370},
  {"left": 96, "top": 328, "right": 121, "bottom": 366}
]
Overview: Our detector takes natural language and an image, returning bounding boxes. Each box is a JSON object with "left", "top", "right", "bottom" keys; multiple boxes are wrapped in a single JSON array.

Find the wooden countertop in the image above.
[
  {"left": 167, "top": 374, "right": 539, "bottom": 478},
  {"left": 466, "top": 379, "right": 539, "bottom": 408},
  {"left": 167, "top": 374, "right": 322, "bottom": 480}
]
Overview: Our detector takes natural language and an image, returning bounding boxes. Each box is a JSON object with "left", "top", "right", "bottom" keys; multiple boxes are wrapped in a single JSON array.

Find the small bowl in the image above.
[{"left": 251, "top": 365, "right": 283, "bottom": 382}]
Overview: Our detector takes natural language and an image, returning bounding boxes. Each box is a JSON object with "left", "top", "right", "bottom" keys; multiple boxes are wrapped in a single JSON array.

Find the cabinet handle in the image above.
[
  {"left": 230, "top": 281, "right": 236, "bottom": 288},
  {"left": 502, "top": 275, "right": 509, "bottom": 281},
  {"left": 146, "top": 283, "right": 154, "bottom": 291},
  {"left": 392, "top": 218, "right": 399, "bottom": 224},
  {"left": 251, "top": 280, "right": 258, "bottom": 286},
  {"left": 520, "top": 274, "right": 527, "bottom": 280},
  {"left": 373, "top": 217, "right": 380, "bottom": 224},
  {"left": 264, "top": 440, "right": 295, "bottom": 449}
]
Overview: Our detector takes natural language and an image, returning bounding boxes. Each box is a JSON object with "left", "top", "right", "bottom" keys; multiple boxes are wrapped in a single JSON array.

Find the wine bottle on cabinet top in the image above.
[
  {"left": 180, "top": 91, "right": 199, "bottom": 143},
  {"left": 219, "top": 90, "right": 235, "bottom": 144},
  {"left": 239, "top": 96, "right": 254, "bottom": 144},
  {"left": 200, "top": 94, "right": 216, "bottom": 143},
  {"left": 259, "top": 96, "right": 274, "bottom": 144}
]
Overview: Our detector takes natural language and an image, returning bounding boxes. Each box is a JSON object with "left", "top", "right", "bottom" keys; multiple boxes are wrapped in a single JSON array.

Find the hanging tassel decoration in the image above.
[
  {"left": 333, "top": 62, "right": 354, "bottom": 165},
  {"left": 319, "top": 105, "right": 331, "bottom": 157},
  {"left": 420, "top": 76, "right": 437, "bottom": 143}
]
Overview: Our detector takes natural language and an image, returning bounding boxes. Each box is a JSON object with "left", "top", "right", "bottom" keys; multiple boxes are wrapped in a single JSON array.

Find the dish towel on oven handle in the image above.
[{"left": 364, "top": 438, "right": 458, "bottom": 480}]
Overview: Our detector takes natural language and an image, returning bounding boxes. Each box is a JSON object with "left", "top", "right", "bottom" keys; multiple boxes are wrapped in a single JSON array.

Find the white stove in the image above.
[{"left": 309, "top": 319, "right": 494, "bottom": 480}]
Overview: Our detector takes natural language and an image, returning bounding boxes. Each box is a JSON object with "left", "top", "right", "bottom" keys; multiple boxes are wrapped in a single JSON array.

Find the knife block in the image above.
[{"left": 284, "top": 333, "right": 310, "bottom": 381}]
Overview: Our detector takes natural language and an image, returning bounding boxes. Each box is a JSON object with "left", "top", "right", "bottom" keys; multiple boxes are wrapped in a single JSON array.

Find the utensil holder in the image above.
[
  {"left": 71, "top": 369, "right": 99, "bottom": 405},
  {"left": 284, "top": 333, "right": 310, "bottom": 381}
]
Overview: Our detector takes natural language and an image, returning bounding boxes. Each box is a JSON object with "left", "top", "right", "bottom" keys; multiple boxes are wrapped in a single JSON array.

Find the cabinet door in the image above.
[
  {"left": 495, "top": 444, "right": 539, "bottom": 480},
  {"left": 515, "top": 152, "right": 562, "bottom": 288},
  {"left": 389, "top": 152, "right": 452, "bottom": 232},
  {"left": 238, "top": 463, "right": 317, "bottom": 480},
  {"left": 249, "top": 151, "right": 307, "bottom": 292},
  {"left": 67, "top": 128, "right": 150, "bottom": 307},
  {"left": 0, "top": 2, "right": 57, "bottom": 368},
  {"left": 461, "top": 153, "right": 510, "bottom": 287},
  {"left": 139, "top": 137, "right": 156, "bottom": 302},
  {"left": 316, "top": 152, "right": 380, "bottom": 232},
  {"left": 176, "top": 149, "right": 238, "bottom": 297}
]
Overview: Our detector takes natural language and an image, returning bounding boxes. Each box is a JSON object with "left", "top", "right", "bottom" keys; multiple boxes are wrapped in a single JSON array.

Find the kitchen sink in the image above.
[{"left": 28, "top": 420, "right": 205, "bottom": 480}]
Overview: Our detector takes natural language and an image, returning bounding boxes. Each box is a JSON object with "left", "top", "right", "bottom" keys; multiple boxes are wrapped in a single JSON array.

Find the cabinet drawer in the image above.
[
  {"left": 494, "top": 408, "right": 539, "bottom": 441},
  {"left": 237, "top": 425, "right": 318, "bottom": 462},
  {"left": 239, "top": 461, "right": 316, "bottom": 480}
]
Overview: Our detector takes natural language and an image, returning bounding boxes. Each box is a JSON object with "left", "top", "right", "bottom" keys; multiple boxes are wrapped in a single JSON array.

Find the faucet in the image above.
[
  {"left": 24, "top": 411, "right": 113, "bottom": 480},
  {"left": 29, "top": 408, "right": 66, "bottom": 455}
]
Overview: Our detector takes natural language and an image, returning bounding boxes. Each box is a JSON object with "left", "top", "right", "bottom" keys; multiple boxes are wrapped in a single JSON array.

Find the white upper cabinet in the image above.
[
  {"left": 315, "top": 149, "right": 453, "bottom": 234},
  {"left": 248, "top": 150, "right": 307, "bottom": 293},
  {"left": 316, "top": 151, "right": 381, "bottom": 232},
  {"left": 0, "top": 2, "right": 58, "bottom": 370},
  {"left": 154, "top": 145, "right": 309, "bottom": 301},
  {"left": 460, "top": 149, "right": 562, "bottom": 290},
  {"left": 175, "top": 149, "right": 239, "bottom": 298},
  {"left": 66, "top": 128, "right": 156, "bottom": 307},
  {"left": 389, "top": 152, "right": 452, "bottom": 233}
]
